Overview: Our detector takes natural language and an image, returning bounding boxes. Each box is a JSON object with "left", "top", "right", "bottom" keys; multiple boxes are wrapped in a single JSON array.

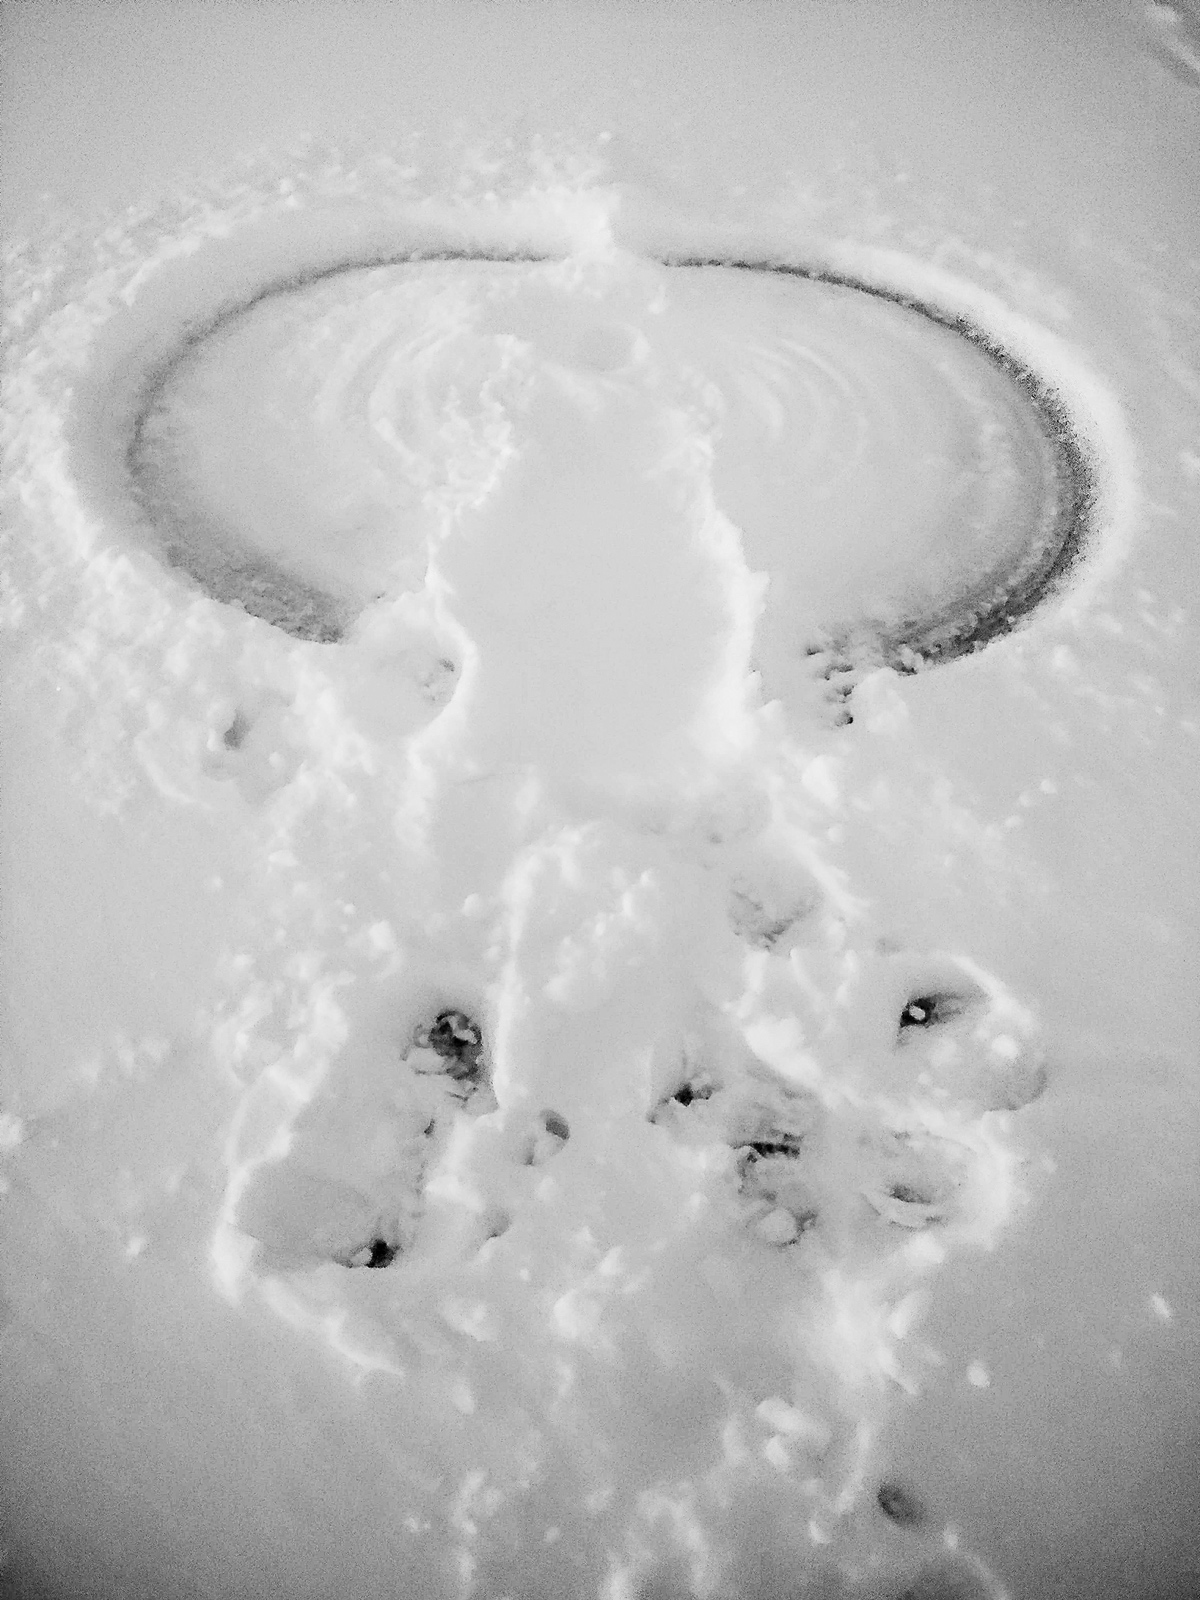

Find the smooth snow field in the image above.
[{"left": 1, "top": 5, "right": 1198, "bottom": 1600}]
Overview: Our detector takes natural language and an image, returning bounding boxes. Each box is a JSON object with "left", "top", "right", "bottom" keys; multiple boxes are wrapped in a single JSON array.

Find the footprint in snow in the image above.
[
  {"left": 233, "top": 1007, "right": 494, "bottom": 1273},
  {"left": 889, "top": 963, "right": 1048, "bottom": 1114},
  {"left": 651, "top": 950, "right": 1046, "bottom": 1255}
]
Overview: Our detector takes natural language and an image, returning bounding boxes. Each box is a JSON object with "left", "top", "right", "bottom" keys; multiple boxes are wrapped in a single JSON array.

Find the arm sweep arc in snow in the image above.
[{"left": 119, "top": 242, "right": 1099, "bottom": 689}]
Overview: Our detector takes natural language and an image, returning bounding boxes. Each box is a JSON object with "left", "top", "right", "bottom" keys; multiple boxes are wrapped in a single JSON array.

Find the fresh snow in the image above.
[{"left": 1, "top": 7, "right": 1198, "bottom": 1600}]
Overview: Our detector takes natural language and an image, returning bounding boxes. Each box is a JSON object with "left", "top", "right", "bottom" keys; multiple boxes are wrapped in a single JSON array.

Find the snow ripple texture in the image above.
[{"left": 124, "top": 252, "right": 1089, "bottom": 689}]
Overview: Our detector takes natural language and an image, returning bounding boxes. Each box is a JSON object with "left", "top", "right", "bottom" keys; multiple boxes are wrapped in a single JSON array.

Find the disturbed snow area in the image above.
[{"left": 0, "top": 146, "right": 1195, "bottom": 1600}]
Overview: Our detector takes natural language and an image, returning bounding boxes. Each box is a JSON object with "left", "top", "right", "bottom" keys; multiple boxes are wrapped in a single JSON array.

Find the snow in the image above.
[{"left": 2, "top": 5, "right": 1199, "bottom": 1600}]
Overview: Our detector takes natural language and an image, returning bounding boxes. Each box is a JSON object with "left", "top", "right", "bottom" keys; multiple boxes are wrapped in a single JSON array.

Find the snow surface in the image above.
[{"left": 1, "top": 6, "right": 1199, "bottom": 1600}]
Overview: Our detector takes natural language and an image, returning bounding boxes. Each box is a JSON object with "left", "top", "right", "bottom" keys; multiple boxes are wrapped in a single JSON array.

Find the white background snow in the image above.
[{"left": 1, "top": 4, "right": 1198, "bottom": 1600}]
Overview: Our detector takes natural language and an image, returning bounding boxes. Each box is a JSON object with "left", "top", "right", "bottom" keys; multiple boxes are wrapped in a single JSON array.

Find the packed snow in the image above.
[{"left": 2, "top": 10, "right": 1199, "bottom": 1600}]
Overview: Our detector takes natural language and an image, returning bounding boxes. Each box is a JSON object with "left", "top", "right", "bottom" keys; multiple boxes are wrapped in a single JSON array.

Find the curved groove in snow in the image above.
[
  {"left": 123, "top": 246, "right": 1098, "bottom": 680},
  {"left": 673, "top": 254, "right": 1096, "bottom": 673}
]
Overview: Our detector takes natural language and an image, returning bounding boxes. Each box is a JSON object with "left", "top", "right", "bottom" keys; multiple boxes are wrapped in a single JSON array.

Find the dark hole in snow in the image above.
[
  {"left": 415, "top": 1009, "right": 485, "bottom": 1080},
  {"left": 542, "top": 1110, "right": 570, "bottom": 1141},
  {"left": 900, "top": 996, "right": 936, "bottom": 1028},
  {"left": 899, "top": 993, "right": 968, "bottom": 1030},
  {"left": 877, "top": 1479, "right": 926, "bottom": 1528},
  {"left": 426, "top": 1009, "right": 481, "bottom": 1054},
  {"left": 223, "top": 710, "right": 250, "bottom": 750},
  {"left": 745, "top": 1134, "right": 804, "bottom": 1159},
  {"left": 340, "top": 1237, "right": 398, "bottom": 1269},
  {"left": 889, "top": 1181, "right": 936, "bottom": 1206},
  {"left": 672, "top": 1081, "right": 715, "bottom": 1107}
]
